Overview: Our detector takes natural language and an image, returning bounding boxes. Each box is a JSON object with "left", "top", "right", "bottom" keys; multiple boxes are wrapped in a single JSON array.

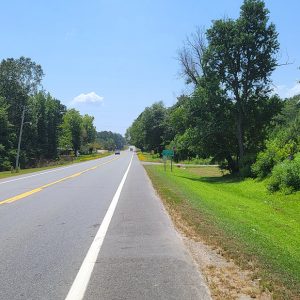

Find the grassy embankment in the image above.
[
  {"left": 144, "top": 163, "right": 300, "bottom": 298},
  {"left": 0, "top": 152, "right": 111, "bottom": 180},
  {"left": 137, "top": 151, "right": 212, "bottom": 165}
]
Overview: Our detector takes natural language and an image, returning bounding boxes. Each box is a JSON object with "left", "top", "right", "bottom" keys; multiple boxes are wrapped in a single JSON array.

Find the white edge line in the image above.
[
  {"left": 65, "top": 154, "right": 134, "bottom": 300},
  {"left": 0, "top": 155, "right": 114, "bottom": 185}
]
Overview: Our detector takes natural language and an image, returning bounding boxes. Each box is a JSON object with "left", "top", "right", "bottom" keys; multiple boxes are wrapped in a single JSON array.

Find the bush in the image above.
[
  {"left": 268, "top": 153, "right": 300, "bottom": 194},
  {"left": 252, "top": 138, "right": 298, "bottom": 179}
]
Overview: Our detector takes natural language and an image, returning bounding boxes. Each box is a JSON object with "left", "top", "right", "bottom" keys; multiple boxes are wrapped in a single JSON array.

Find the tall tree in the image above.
[
  {"left": 0, "top": 97, "right": 14, "bottom": 170},
  {"left": 178, "top": 28, "right": 207, "bottom": 85},
  {"left": 0, "top": 57, "right": 44, "bottom": 134},
  {"left": 205, "top": 0, "right": 280, "bottom": 167},
  {"left": 125, "top": 114, "right": 145, "bottom": 150},
  {"left": 25, "top": 92, "right": 66, "bottom": 162},
  {"left": 141, "top": 102, "right": 167, "bottom": 153},
  {"left": 59, "top": 109, "right": 83, "bottom": 155},
  {"left": 82, "top": 115, "right": 97, "bottom": 144},
  {"left": 81, "top": 114, "right": 97, "bottom": 153}
]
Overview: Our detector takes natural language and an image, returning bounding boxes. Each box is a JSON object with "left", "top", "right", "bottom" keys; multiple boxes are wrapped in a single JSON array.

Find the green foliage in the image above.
[
  {"left": 252, "top": 138, "right": 298, "bottom": 178},
  {"left": 0, "top": 57, "right": 99, "bottom": 169},
  {"left": 252, "top": 95, "right": 300, "bottom": 180},
  {"left": 0, "top": 97, "right": 14, "bottom": 170},
  {"left": 125, "top": 113, "right": 145, "bottom": 150},
  {"left": 126, "top": 102, "right": 167, "bottom": 153},
  {"left": 24, "top": 92, "right": 66, "bottom": 163},
  {"left": 96, "top": 131, "right": 125, "bottom": 151},
  {"left": 127, "top": 0, "right": 281, "bottom": 175},
  {"left": 268, "top": 153, "right": 300, "bottom": 194},
  {"left": 0, "top": 56, "right": 44, "bottom": 138},
  {"left": 205, "top": 0, "right": 280, "bottom": 169},
  {"left": 59, "top": 109, "right": 83, "bottom": 155},
  {"left": 81, "top": 115, "right": 97, "bottom": 154},
  {"left": 238, "top": 153, "right": 257, "bottom": 177}
]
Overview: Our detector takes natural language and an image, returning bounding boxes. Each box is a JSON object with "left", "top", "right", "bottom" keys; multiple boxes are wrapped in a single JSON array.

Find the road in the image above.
[{"left": 0, "top": 151, "right": 211, "bottom": 300}]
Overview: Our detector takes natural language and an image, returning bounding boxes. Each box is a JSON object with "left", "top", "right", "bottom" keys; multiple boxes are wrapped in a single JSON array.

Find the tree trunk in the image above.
[
  {"left": 226, "top": 154, "right": 238, "bottom": 174},
  {"left": 236, "top": 109, "right": 244, "bottom": 168}
]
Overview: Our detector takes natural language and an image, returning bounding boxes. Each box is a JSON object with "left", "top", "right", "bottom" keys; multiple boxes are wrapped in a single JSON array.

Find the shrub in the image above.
[
  {"left": 252, "top": 138, "right": 299, "bottom": 179},
  {"left": 268, "top": 153, "right": 300, "bottom": 194}
]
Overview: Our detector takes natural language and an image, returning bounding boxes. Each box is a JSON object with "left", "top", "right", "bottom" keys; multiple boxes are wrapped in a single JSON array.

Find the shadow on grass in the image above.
[{"left": 177, "top": 173, "right": 244, "bottom": 184}]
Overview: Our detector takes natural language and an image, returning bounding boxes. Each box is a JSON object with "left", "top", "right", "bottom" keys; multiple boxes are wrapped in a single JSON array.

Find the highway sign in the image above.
[{"left": 162, "top": 149, "right": 174, "bottom": 157}]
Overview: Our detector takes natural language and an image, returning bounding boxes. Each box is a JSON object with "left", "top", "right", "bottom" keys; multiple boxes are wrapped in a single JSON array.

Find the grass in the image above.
[
  {"left": 137, "top": 151, "right": 213, "bottom": 165},
  {"left": 0, "top": 152, "right": 111, "bottom": 180},
  {"left": 137, "top": 151, "right": 163, "bottom": 162},
  {"left": 145, "top": 164, "right": 300, "bottom": 299}
]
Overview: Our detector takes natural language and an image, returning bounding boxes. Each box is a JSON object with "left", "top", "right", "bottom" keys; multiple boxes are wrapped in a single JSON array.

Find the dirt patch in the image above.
[{"left": 184, "top": 238, "right": 272, "bottom": 300}]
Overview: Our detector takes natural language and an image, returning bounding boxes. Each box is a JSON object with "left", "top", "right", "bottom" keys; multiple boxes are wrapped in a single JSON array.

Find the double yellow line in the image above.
[{"left": 0, "top": 157, "right": 119, "bottom": 206}]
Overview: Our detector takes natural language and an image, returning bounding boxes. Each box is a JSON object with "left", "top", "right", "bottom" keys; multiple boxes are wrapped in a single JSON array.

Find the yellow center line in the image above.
[{"left": 0, "top": 157, "right": 119, "bottom": 205}]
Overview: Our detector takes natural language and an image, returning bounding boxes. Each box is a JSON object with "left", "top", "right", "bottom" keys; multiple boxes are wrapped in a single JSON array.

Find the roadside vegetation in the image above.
[
  {"left": 137, "top": 151, "right": 213, "bottom": 165},
  {"left": 145, "top": 164, "right": 300, "bottom": 298},
  {"left": 126, "top": 0, "right": 300, "bottom": 194},
  {"left": 128, "top": 0, "right": 300, "bottom": 297},
  {"left": 0, "top": 57, "right": 125, "bottom": 172},
  {"left": 96, "top": 131, "right": 126, "bottom": 151},
  {"left": 0, "top": 152, "right": 111, "bottom": 180},
  {"left": 137, "top": 152, "right": 163, "bottom": 163}
]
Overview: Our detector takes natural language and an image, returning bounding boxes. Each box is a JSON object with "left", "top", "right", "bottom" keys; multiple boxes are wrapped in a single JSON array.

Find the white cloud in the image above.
[
  {"left": 286, "top": 83, "right": 300, "bottom": 98},
  {"left": 273, "top": 83, "right": 300, "bottom": 99},
  {"left": 71, "top": 92, "right": 104, "bottom": 105}
]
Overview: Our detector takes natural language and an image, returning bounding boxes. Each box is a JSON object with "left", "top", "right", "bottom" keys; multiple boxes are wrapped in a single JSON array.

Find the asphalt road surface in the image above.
[{"left": 0, "top": 151, "right": 211, "bottom": 300}]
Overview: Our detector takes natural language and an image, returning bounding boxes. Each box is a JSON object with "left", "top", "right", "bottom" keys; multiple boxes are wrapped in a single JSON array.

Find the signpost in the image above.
[{"left": 162, "top": 149, "right": 174, "bottom": 172}]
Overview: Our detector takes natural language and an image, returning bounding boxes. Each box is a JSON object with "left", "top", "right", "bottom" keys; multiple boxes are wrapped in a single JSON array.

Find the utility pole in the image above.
[{"left": 15, "top": 107, "right": 26, "bottom": 170}]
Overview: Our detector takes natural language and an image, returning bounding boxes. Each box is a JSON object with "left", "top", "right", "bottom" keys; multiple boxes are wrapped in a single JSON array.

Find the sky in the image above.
[{"left": 1, "top": 0, "right": 300, "bottom": 135}]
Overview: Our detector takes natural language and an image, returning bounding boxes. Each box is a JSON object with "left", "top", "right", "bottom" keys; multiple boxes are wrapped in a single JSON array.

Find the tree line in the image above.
[
  {"left": 96, "top": 131, "right": 126, "bottom": 151},
  {"left": 126, "top": 0, "right": 300, "bottom": 193},
  {"left": 0, "top": 57, "right": 123, "bottom": 171}
]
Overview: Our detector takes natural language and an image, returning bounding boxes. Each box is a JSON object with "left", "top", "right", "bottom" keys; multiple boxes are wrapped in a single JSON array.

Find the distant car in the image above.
[{"left": 115, "top": 149, "right": 120, "bottom": 155}]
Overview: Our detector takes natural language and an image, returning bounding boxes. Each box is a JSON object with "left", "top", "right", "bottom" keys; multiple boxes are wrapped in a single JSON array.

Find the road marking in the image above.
[
  {"left": 0, "top": 157, "right": 119, "bottom": 205},
  {"left": 0, "top": 155, "right": 115, "bottom": 186},
  {"left": 0, "top": 188, "right": 43, "bottom": 204},
  {"left": 65, "top": 154, "right": 133, "bottom": 300}
]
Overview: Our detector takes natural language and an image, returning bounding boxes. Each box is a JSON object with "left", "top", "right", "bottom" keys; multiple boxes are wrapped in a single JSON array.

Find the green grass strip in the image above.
[
  {"left": 0, "top": 153, "right": 111, "bottom": 180},
  {"left": 145, "top": 165, "right": 300, "bottom": 297}
]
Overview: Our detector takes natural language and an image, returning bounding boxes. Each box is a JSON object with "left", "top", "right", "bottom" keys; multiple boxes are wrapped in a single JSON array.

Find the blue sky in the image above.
[{"left": 1, "top": 0, "right": 299, "bottom": 134}]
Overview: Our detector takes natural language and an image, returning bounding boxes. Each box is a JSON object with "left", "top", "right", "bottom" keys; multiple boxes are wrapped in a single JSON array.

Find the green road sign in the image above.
[{"left": 162, "top": 149, "right": 174, "bottom": 157}]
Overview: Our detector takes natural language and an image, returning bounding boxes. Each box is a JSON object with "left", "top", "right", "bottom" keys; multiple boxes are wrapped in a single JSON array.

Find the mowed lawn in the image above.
[{"left": 145, "top": 165, "right": 300, "bottom": 296}]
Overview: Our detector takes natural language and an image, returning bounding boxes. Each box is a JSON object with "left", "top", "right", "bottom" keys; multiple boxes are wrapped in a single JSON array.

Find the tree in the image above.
[
  {"left": 178, "top": 28, "right": 207, "bottom": 85},
  {"left": 96, "top": 131, "right": 125, "bottom": 151},
  {"left": 205, "top": 0, "right": 280, "bottom": 168},
  {"left": 141, "top": 102, "right": 166, "bottom": 153},
  {"left": 0, "top": 57, "right": 44, "bottom": 134},
  {"left": 126, "top": 114, "right": 145, "bottom": 150},
  {"left": 189, "top": 80, "right": 238, "bottom": 171},
  {"left": 162, "top": 95, "right": 195, "bottom": 161},
  {"left": 0, "top": 97, "right": 14, "bottom": 170},
  {"left": 0, "top": 57, "right": 44, "bottom": 167},
  {"left": 81, "top": 114, "right": 97, "bottom": 153},
  {"left": 24, "top": 92, "right": 66, "bottom": 163},
  {"left": 127, "top": 102, "right": 167, "bottom": 153},
  {"left": 59, "top": 109, "right": 83, "bottom": 155},
  {"left": 252, "top": 94, "right": 300, "bottom": 178}
]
